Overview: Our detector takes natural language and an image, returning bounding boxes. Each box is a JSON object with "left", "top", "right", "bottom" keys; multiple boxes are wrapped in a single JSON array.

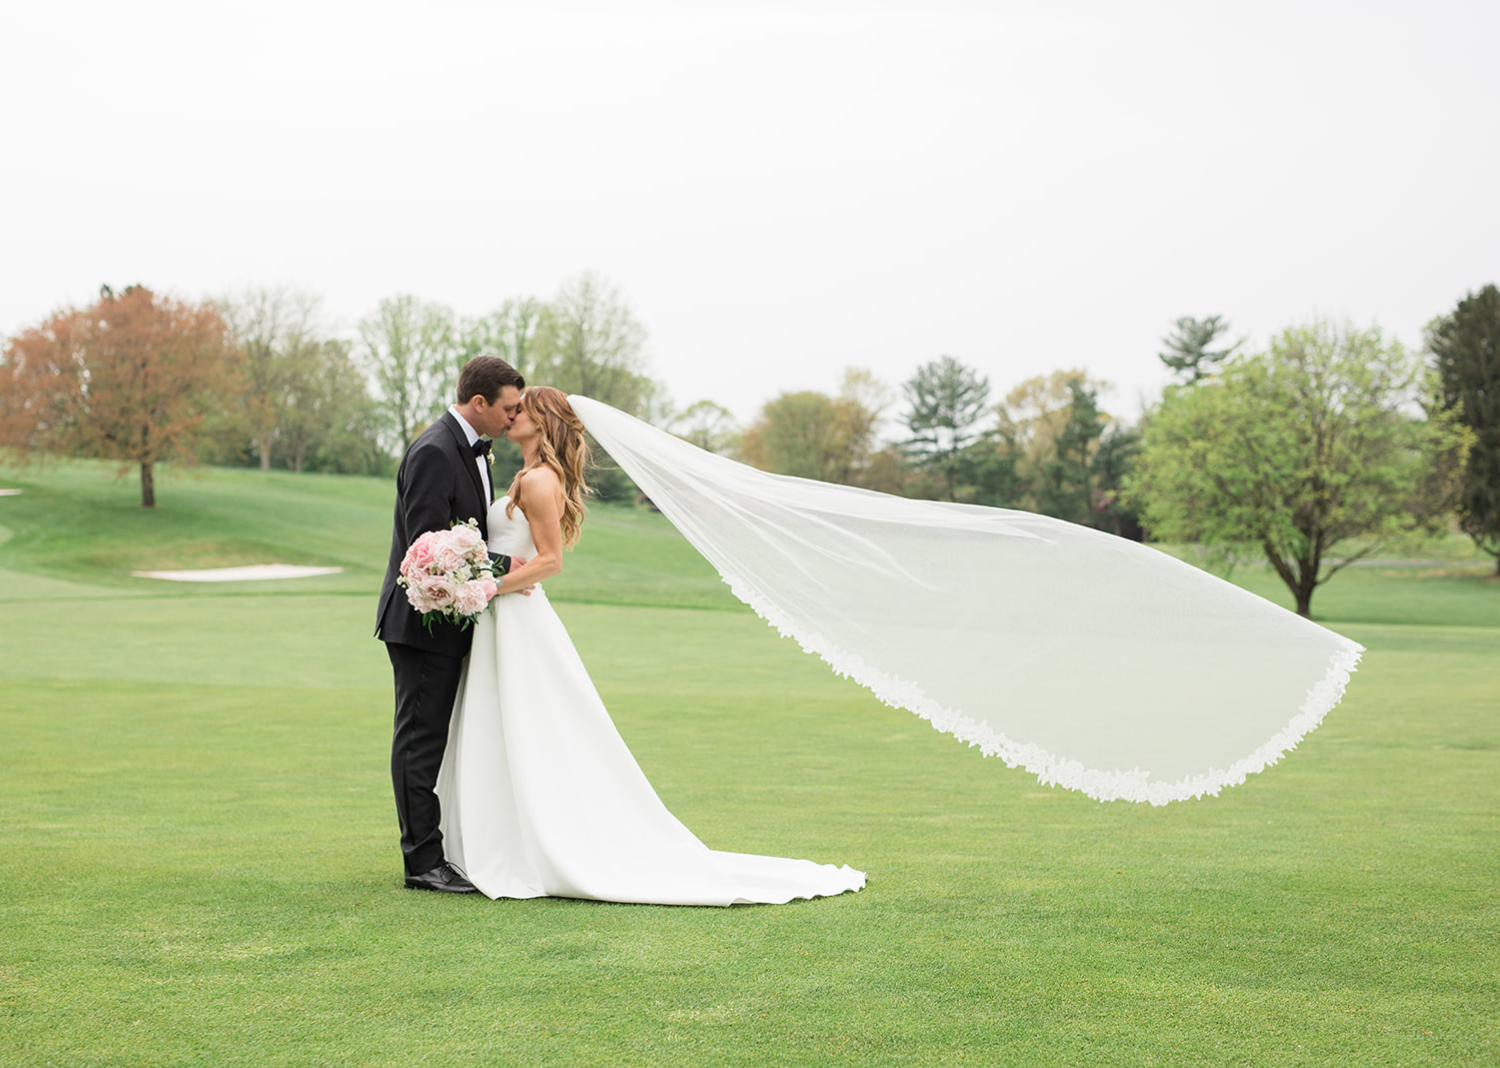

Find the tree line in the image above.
[
  {"left": 2, "top": 276, "right": 1496, "bottom": 615},
  {"left": 693, "top": 295, "right": 1498, "bottom": 615},
  {"left": 729, "top": 360, "right": 1142, "bottom": 537},
  {"left": 0, "top": 271, "right": 655, "bottom": 503}
]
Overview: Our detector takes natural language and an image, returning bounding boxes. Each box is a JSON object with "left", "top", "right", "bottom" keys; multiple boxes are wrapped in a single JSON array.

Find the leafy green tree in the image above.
[
  {"left": 741, "top": 391, "right": 842, "bottom": 480},
  {"left": 274, "top": 339, "right": 387, "bottom": 474},
  {"left": 356, "top": 295, "right": 458, "bottom": 448},
  {"left": 219, "top": 286, "right": 329, "bottom": 470},
  {"left": 303, "top": 379, "right": 388, "bottom": 475},
  {"left": 829, "top": 368, "right": 892, "bottom": 485},
  {"left": 858, "top": 445, "right": 912, "bottom": 496},
  {"left": 529, "top": 273, "right": 655, "bottom": 416},
  {"left": 1159, "top": 315, "right": 1240, "bottom": 384},
  {"left": 986, "top": 369, "right": 1112, "bottom": 514},
  {"left": 1129, "top": 320, "right": 1469, "bottom": 617},
  {"left": 458, "top": 297, "right": 544, "bottom": 378},
  {"left": 668, "top": 399, "right": 740, "bottom": 455},
  {"left": 902, "top": 356, "right": 990, "bottom": 498},
  {"left": 218, "top": 288, "right": 388, "bottom": 476},
  {"left": 1428, "top": 284, "right": 1500, "bottom": 572},
  {"left": 1090, "top": 422, "right": 1143, "bottom": 539},
  {"left": 740, "top": 370, "right": 889, "bottom": 485},
  {"left": 522, "top": 273, "right": 661, "bottom": 501},
  {"left": 968, "top": 374, "right": 1139, "bottom": 531},
  {"left": 950, "top": 432, "right": 1026, "bottom": 507}
]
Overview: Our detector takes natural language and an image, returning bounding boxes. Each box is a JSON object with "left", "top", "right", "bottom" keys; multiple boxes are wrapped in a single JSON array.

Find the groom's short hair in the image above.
[{"left": 457, "top": 357, "right": 525, "bottom": 404}]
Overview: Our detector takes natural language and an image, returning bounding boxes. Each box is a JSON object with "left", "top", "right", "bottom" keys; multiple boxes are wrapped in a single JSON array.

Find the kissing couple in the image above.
[{"left": 374, "top": 356, "right": 866, "bottom": 905}]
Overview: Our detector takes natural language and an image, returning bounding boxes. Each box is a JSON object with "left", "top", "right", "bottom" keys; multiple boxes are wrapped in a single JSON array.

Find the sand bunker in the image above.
[
  {"left": 132, "top": 565, "right": 344, "bottom": 582},
  {"left": 0, "top": 489, "right": 21, "bottom": 496}
]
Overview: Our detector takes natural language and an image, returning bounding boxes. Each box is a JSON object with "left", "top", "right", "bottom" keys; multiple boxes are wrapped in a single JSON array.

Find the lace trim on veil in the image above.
[
  {"left": 730, "top": 560, "right": 1362, "bottom": 805},
  {"left": 569, "top": 395, "right": 1365, "bottom": 807}
]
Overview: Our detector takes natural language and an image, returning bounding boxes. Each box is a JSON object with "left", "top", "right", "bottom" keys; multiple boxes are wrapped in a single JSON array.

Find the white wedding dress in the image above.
[{"left": 435, "top": 497, "right": 866, "bottom": 906}]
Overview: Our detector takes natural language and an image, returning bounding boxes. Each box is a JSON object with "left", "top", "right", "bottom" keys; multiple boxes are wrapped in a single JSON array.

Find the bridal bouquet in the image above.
[{"left": 398, "top": 520, "right": 499, "bottom": 632}]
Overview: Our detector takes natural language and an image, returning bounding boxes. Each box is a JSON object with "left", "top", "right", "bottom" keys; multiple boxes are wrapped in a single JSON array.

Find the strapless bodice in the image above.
[{"left": 487, "top": 497, "right": 537, "bottom": 558}]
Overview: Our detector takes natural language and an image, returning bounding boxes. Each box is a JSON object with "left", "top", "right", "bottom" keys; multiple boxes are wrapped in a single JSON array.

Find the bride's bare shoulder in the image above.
[
  {"left": 518, "top": 465, "right": 561, "bottom": 492},
  {"left": 517, "top": 465, "right": 563, "bottom": 508}
]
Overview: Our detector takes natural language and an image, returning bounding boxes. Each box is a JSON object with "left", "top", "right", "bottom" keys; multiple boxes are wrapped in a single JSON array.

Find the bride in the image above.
[{"left": 436, "top": 386, "right": 866, "bottom": 905}]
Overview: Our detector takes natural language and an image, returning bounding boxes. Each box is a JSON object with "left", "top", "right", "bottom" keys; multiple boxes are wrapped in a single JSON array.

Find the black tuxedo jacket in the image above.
[{"left": 375, "top": 411, "right": 506, "bottom": 656}]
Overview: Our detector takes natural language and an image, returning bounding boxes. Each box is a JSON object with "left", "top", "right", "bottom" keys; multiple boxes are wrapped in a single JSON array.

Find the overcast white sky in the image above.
[{"left": 2, "top": 0, "right": 1496, "bottom": 424}]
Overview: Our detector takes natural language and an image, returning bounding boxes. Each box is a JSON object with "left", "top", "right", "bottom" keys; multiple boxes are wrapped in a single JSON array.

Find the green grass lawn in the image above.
[{"left": 1, "top": 461, "right": 1497, "bottom": 1065}]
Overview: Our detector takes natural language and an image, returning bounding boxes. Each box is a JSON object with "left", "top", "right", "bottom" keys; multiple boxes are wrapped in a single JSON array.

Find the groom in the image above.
[{"left": 376, "top": 356, "right": 525, "bottom": 893}]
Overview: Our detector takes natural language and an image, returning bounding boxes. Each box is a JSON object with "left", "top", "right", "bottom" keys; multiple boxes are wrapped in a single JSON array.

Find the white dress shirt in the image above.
[{"left": 448, "top": 407, "right": 492, "bottom": 503}]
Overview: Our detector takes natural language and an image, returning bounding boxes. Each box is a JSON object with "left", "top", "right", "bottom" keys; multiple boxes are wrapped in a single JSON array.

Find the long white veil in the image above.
[{"left": 570, "top": 395, "right": 1363, "bottom": 806}]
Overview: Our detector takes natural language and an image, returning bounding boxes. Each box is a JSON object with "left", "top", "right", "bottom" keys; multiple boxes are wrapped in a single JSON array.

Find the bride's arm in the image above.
[{"left": 493, "top": 468, "right": 565, "bottom": 595}]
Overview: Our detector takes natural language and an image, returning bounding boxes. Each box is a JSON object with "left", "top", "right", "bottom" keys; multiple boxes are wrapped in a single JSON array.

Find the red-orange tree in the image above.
[{"left": 0, "top": 286, "right": 236, "bottom": 506}]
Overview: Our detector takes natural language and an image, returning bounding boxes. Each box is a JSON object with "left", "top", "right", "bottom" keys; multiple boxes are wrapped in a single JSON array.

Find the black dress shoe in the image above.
[{"left": 404, "top": 862, "right": 478, "bottom": 893}]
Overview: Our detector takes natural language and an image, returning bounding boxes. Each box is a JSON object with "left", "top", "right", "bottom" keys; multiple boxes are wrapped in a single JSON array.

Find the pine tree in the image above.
[
  {"left": 902, "top": 356, "right": 990, "bottom": 498},
  {"left": 1159, "top": 315, "right": 1240, "bottom": 383},
  {"left": 1035, "top": 380, "right": 1103, "bottom": 524}
]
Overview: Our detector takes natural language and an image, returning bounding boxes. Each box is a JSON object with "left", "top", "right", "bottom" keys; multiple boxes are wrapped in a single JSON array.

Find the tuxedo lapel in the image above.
[{"left": 438, "top": 412, "right": 491, "bottom": 527}]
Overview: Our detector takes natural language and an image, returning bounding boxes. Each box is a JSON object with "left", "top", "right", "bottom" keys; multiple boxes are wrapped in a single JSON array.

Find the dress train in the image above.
[{"left": 436, "top": 498, "right": 865, "bottom": 906}]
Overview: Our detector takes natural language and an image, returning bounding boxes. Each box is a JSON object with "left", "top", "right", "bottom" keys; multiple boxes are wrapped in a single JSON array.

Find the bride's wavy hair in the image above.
[{"left": 505, "top": 386, "right": 592, "bottom": 547}]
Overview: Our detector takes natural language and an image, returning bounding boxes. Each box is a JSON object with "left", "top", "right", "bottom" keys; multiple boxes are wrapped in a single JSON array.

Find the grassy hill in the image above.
[{"left": 0, "top": 457, "right": 738, "bottom": 608}]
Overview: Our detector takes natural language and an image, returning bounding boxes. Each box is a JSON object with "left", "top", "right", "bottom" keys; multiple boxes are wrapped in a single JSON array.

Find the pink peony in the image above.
[
  {"left": 405, "top": 584, "right": 436, "bottom": 613},
  {"left": 451, "top": 524, "right": 486, "bottom": 553},
  {"left": 401, "top": 532, "right": 438, "bottom": 575},
  {"left": 453, "top": 579, "right": 491, "bottom": 616},
  {"left": 431, "top": 542, "right": 464, "bottom": 575},
  {"left": 418, "top": 573, "right": 457, "bottom": 609}
]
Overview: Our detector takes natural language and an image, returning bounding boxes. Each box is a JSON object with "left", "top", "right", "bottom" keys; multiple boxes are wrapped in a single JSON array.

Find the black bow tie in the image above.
[{"left": 471, "top": 439, "right": 492, "bottom": 458}]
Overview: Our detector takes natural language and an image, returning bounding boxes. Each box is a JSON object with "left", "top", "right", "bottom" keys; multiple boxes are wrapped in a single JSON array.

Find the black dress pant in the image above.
[{"left": 386, "top": 642, "right": 465, "bottom": 876}]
